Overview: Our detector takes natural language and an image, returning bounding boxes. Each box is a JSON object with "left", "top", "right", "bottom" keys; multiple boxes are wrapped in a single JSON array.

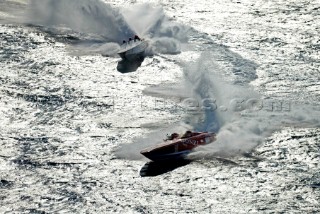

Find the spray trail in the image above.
[
  {"left": 22, "top": 0, "right": 190, "bottom": 55},
  {"left": 139, "top": 51, "right": 320, "bottom": 158},
  {"left": 121, "top": 4, "right": 190, "bottom": 54},
  {"left": 184, "top": 52, "right": 320, "bottom": 156},
  {"left": 115, "top": 48, "right": 319, "bottom": 160},
  {"left": 26, "top": 0, "right": 134, "bottom": 43},
  {"left": 182, "top": 52, "right": 261, "bottom": 133}
]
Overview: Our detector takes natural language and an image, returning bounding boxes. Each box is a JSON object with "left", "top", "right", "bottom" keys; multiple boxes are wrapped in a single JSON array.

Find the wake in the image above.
[
  {"left": 21, "top": 0, "right": 190, "bottom": 56},
  {"left": 140, "top": 51, "right": 320, "bottom": 158}
]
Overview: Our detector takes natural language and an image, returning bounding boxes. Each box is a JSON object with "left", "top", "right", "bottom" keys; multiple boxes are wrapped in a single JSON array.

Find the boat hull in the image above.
[
  {"left": 140, "top": 132, "right": 216, "bottom": 162},
  {"left": 118, "top": 40, "right": 148, "bottom": 61},
  {"left": 141, "top": 150, "right": 190, "bottom": 162}
]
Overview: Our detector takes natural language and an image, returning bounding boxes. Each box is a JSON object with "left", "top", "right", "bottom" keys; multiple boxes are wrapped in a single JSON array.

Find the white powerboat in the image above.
[{"left": 117, "top": 39, "right": 148, "bottom": 61}]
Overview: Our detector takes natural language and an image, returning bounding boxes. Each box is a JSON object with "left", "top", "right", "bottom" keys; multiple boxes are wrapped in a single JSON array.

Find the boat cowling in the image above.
[{"left": 140, "top": 132, "right": 216, "bottom": 162}]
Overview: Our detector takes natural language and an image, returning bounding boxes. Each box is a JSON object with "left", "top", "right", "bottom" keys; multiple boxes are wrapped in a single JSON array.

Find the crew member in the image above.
[
  {"left": 134, "top": 35, "right": 141, "bottom": 41},
  {"left": 166, "top": 133, "right": 179, "bottom": 140},
  {"left": 172, "top": 133, "right": 179, "bottom": 139},
  {"left": 182, "top": 131, "right": 192, "bottom": 138}
]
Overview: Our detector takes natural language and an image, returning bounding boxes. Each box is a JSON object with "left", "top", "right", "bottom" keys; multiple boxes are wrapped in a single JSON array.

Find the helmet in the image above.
[{"left": 172, "top": 133, "right": 179, "bottom": 138}]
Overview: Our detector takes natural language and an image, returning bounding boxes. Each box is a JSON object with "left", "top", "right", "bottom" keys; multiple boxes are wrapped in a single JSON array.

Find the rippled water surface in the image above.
[{"left": 0, "top": 0, "right": 319, "bottom": 213}]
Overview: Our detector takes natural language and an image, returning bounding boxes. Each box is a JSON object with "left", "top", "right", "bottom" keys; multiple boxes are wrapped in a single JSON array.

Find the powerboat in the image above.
[
  {"left": 117, "top": 39, "right": 148, "bottom": 61},
  {"left": 140, "top": 131, "right": 216, "bottom": 162}
]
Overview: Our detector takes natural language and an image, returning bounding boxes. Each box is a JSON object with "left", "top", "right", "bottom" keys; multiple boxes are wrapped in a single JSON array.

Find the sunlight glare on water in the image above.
[{"left": 0, "top": 0, "right": 319, "bottom": 213}]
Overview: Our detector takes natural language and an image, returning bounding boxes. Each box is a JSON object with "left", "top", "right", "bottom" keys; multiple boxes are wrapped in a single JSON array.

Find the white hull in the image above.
[{"left": 118, "top": 40, "right": 148, "bottom": 60}]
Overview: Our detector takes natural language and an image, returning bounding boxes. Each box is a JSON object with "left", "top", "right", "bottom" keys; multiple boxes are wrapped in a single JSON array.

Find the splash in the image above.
[
  {"left": 182, "top": 52, "right": 320, "bottom": 156},
  {"left": 119, "top": 51, "right": 320, "bottom": 160},
  {"left": 121, "top": 3, "right": 189, "bottom": 54},
  {"left": 21, "top": 0, "right": 190, "bottom": 56},
  {"left": 26, "top": 0, "right": 134, "bottom": 43}
]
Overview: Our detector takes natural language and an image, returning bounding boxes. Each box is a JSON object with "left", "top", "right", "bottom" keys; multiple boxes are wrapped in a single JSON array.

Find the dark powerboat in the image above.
[{"left": 140, "top": 131, "right": 216, "bottom": 162}]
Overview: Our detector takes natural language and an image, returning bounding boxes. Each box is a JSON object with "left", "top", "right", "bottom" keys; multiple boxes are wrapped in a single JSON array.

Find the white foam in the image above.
[{"left": 22, "top": 1, "right": 190, "bottom": 55}]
